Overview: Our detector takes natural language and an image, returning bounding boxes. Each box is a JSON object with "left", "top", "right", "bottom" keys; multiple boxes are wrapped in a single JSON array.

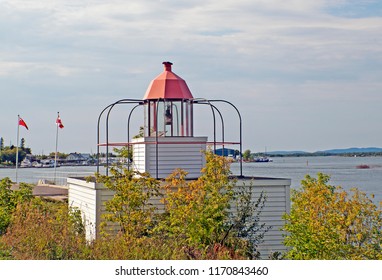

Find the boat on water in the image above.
[
  {"left": 356, "top": 164, "right": 370, "bottom": 169},
  {"left": 249, "top": 147, "right": 273, "bottom": 162},
  {"left": 20, "top": 158, "right": 32, "bottom": 168},
  {"left": 253, "top": 157, "right": 273, "bottom": 163},
  {"left": 20, "top": 158, "right": 53, "bottom": 168},
  {"left": 242, "top": 157, "right": 273, "bottom": 163},
  {"left": 32, "top": 161, "right": 43, "bottom": 168},
  {"left": 41, "top": 159, "right": 56, "bottom": 168}
]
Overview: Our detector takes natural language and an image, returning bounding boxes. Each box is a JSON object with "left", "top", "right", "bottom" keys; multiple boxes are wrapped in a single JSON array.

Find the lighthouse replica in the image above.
[
  {"left": 68, "top": 62, "right": 291, "bottom": 257},
  {"left": 132, "top": 62, "right": 207, "bottom": 179}
]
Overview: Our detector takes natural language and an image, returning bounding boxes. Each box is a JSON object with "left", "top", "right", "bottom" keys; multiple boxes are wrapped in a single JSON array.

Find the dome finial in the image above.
[{"left": 162, "top": 61, "right": 173, "bottom": 71}]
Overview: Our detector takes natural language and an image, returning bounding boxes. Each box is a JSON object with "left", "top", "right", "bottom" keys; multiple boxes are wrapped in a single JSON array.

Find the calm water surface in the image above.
[
  {"left": 2, "top": 156, "right": 382, "bottom": 203},
  {"left": 231, "top": 156, "right": 382, "bottom": 204}
]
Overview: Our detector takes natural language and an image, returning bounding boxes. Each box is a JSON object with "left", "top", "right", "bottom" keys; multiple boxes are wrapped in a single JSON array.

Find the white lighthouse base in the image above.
[
  {"left": 68, "top": 176, "right": 290, "bottom": 258},
  {"left": 132, "top": 136, "right": 208, "bottom": 179}
]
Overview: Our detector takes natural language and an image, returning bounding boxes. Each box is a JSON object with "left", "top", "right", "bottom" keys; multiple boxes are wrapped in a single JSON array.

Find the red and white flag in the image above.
[
  {"left": 56, "top": 114, "right": 64, "bottom": 129},
  {"left": 18, "top": 117, "right": 29, "bottom": 130}
]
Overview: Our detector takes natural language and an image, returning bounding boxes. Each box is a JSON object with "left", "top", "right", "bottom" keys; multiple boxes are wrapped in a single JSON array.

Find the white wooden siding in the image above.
[
  {"left": 68, "top": 176, "right": 290, "bottom": 258},
  {"left": 234, "top": 178, "right": 291, "bottom": 257},
  {"left": 68, "top": 178, "right": 115, "bottom": 240},
  {"left": 132, "top": 137, "right": 207, "bottom": 179},
  {"left": 68, "top": 178, "right": 98, "bottom": 240}
]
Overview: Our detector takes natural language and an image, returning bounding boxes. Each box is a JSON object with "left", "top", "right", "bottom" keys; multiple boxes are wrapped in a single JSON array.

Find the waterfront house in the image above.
[{"left": 66, "top": 153, "right": 93, "bottom": 165}]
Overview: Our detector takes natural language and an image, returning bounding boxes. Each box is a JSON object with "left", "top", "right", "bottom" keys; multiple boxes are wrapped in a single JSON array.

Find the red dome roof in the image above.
[{"left": 143, "top": 62, "right": 194, "bottom": 100}]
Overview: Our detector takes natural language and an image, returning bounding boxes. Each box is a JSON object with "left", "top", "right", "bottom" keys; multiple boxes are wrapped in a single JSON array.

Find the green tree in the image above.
[
  {"left": 229, "top": 183, "right": 270, "bottom": 259},
  {"left": 283, "top": 173, "right": 382, "bottom": 260},
  {"left": 0, "top": 152, "right": 270, "bottom": 260},
  {"left": 111, "top": 126, "right": 145, "bottom": 163},
  {"left": 96, "top": 168, "right": 161, "bottom": 238},
  {"left": 155, "top": 152, "right": 269, "bottom": 259},
  {"left": 96, "top": 152, "right": 269, "bottom": 259},
  {"left": 158, "top": 152, "right": 235, "bottom": 248},
  {"left": 133, "top": 126, "right": 145, "bottom": 139},
  {"left": 49, "top": 152, "right": 68, "bottom": 159},
  {"left": 0, "top": 177, "right": 33, "bottom": 235},
  {"left": 113, "top": 146, "right": 133, "bottom": 163},
  {"left": 242, "top": 149, "right": 252, "bottom": 161},
  {"left": 0, "top": 137, "right": 4, "bottom": 151},
  {"left": 0, "top": 146, "right": 27, "bottom": 165},
  {"left": 19, "top": 138, "right": 31, "bottom": 154},
  {"left": 20, "top": 138, "right": 25, "bottom": 150}
]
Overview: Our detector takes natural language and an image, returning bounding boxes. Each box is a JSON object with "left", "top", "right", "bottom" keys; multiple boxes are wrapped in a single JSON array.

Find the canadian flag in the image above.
[
  {"left": 18, "top": 117, "right": 29, "bottom": 130},
  {"left": 56, "top": 114, "right": 64, "bottom": 129}
]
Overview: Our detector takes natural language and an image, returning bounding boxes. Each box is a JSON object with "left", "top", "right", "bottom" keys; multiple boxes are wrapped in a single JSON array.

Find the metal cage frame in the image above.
[{"left": 97, "top": 98, "right": 243, "bottom": 178}]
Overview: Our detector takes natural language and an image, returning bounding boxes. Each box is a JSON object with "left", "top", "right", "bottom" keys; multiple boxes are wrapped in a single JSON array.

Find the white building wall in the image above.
[
  {"left": 68, "top": 177, "right": 115, "bottom": 241},
  {"left": 68, "top": 176, "right": 290, "bottom": 258},
  {"left": 132, "top": 136, "right": 207, "bottom": 179},
  {"left": 235, "top": 178, "right": 291, "bottom": 257}
]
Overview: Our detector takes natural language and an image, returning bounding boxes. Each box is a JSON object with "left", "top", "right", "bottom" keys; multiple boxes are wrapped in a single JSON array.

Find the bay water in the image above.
[
  {"left": 231, "top": 156, "right": 382, "bottom": 204},
  {"left": 1, "top": 156, "right": 381, "bottom": 204}
]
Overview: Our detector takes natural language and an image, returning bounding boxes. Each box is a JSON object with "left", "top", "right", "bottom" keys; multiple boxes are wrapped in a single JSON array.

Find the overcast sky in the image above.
[{"left": 1, "top": 0, "right": 381, "bottom": 154}]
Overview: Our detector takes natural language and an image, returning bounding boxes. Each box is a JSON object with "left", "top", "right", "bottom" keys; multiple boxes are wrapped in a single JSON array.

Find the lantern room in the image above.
[
  {"left": 97, "top": 61, "right": 243, "bottom": 179},
  {"left": 143, "top": 62, "right": 194, "bottom": 137}
]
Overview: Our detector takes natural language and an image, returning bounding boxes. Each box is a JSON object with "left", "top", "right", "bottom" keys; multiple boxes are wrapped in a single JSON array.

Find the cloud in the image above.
[
  {"left": 0, "top": 61, "right": 80, "bottom": 77},
  {"left": 0, "top": 0, "right": 381, "bottom": 153}
]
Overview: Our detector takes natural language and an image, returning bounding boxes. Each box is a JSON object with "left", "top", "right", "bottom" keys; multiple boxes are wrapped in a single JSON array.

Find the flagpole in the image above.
[
  {"left": 16, "top": 115, "right": 20, "bottom": 183},
  {"left": 54, "top": 112, "right": 59, "bottom": 185}
]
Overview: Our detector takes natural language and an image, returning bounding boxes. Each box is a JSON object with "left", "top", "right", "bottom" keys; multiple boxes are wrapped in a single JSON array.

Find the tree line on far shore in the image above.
[
  {"left": 245, "top": 148, "right": 382, "bottom": 159},
  {"left": 0, "top": 137, "right": 31, "bottom": 166},
  {"left": 0, "top": 137, "right": 84, "bottom": 166}
]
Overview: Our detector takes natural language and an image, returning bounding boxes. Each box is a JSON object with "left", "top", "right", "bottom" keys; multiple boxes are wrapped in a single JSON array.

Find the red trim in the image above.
[{"left": 98, "top": 141, "right": 240, "bottom": 147}]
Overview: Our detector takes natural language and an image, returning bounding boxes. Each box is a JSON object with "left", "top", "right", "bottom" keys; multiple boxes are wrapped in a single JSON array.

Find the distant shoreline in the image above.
[
  {"left": 251, "top": 147, "right": 382, "bottom": 157},
  {"left": 0, "top": 164, "right": 96, "bottom": 169},
  {"left": 263, "top": 152, "right": 382, "bottom": 158}
]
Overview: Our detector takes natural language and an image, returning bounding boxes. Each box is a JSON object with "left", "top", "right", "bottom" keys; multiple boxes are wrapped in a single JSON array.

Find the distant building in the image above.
[
  {"left": 66, "top": 153, "right": 93, "bottom": 165},
  {"left": 215, "top": 148, "right": 237, "bottom": 158}
]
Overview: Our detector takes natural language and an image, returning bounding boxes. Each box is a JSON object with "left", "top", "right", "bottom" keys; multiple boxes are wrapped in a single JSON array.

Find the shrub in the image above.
[
  {"left": 0, "top": 177, "right": 33, "bottom": 235},
  {"left": 96, "top": 168, "right": 162, "bottom": 238},
  {"left": 153, "top": 152, "right": 269, "bottom": 259},
  {"left": 229, "top": 182, "right": 270, "bottom": 259},
  {"left": 1, "top": 153, "right": 270, "bottom": 260},
  {"left": 283, "top": 173, "right": 382, "bottom": 260},
  {"left": 1, "top": 199, "right": 86, "bottom": 259}
]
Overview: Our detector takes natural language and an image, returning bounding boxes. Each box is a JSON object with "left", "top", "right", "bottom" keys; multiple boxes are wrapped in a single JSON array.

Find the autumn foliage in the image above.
[
  {"left": 2, "top": 158, "right": 381, "bottom": 260},
  {"left": 283, "top": 173, "right": 382, "bottom": 260},
  {"left": 2, "top": 200, "right": 85, "bottom": 259},
  {"left": 0, "top": 152, "right": 269, "bottom": 259},
  {"left": 94, "top": 152, "right": 268, "bottom": 259}
]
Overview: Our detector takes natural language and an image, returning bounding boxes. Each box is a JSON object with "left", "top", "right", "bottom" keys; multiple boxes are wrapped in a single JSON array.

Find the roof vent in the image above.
[
  {"left": 163, "top": 61, "right": 173, "bottom": 71},
  {"left": 143, "top": 62, "right": 193, "bottom": 100}
]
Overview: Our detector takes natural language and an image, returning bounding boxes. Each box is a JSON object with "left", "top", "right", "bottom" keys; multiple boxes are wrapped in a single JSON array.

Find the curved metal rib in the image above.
[{"left": 97, "top": 99, "right": 144, "bottom": 175}]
